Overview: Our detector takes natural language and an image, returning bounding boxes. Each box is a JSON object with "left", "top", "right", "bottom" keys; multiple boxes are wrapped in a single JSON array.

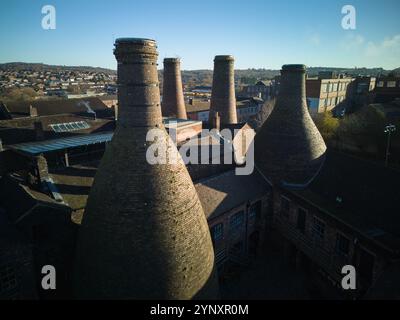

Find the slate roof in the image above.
[
  {"left": 2, "top": 97, "right": 113, "bottom": 119},
  {"left": 195, "top": 169, "right": 271, "bottom": 220},
  {"left": 289, "top": 151, "right": 400, "bottom": 252},
  {"left": 186, "top": 99, "right": 259, "bottom": 114},
  {"left": 0, "top": 174, "right": 70, "bottom": 224},
  {"left": 0, "top": 115, "right": 115, "bottom": 145}
]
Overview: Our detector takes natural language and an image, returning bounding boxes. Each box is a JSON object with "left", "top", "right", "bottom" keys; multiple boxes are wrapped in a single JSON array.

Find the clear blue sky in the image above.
[{"left": 0, "top": 0, "right": 399, "bottom": 70}]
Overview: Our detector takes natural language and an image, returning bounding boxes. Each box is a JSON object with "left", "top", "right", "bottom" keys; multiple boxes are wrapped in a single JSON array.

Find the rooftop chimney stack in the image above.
[
  {"left": 36, "top": 154, "right": 49, "bottom": 184},
  {"left": 209, "top": 55, "right": 237, "bottom": 126},
  {"left": 162, "top": 58, "right": 187, "bottom": 119},
  {"left": 74, "top": 38, "right": 218, "bottom": 300},
  {"left": 34, "top": 121, "right": 45, "bottom": 141},
  {"left": 210, "top": 111, "right": 220, "bottom": 131},
  {"left": 29, "top": 105, "right": 38, "bottom": 117},
  {"left": 255, "top": 64, "right": 326, "bottom": 187}
]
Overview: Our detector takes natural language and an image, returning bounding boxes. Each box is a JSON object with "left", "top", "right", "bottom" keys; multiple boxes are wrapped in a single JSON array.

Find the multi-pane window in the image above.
[
  {"left": 335, "top": 233, "right": 350, "bottom": 256},
  {"left": 211, "top": 223, "right": 224, "bottom": 242},
  {"left": 297, "top": 208, "right": 307, "bottom": 233},
  {"left": 249, "top": 201, "right": 261, "bottom": 221},
  {"left": 312, "top": 217, "right": 325, "bottom": 246},
  {"left": 0, "top": 265, "right": 17, "bottom": 293},
  {"left": 359, "top": 248, "right": 375, "bottom": 284},
  {"left": 230, "top": 211, "right": 244, "bottom": 231},
  {"left": 387, "top": 81, "right": 396, "bottom": 88},
  {"left": 280, "top": 196, "right": 290, "bottom": 218},
  {"left": 377, "top": 81, "right": 384, "bottom": 87}
]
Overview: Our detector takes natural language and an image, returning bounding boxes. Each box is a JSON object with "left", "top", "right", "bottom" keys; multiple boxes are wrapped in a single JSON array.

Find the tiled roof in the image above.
[
  {"left": 3, "top": 97, "right": 112, "bottom": 119},
  {"left": 0, "top": 174, "right": 70, "bottom": 224},
  {"left": 290, "top": 151, "right": 400, "bottom": 251},
  {"left": 0, "top": 115, "right": 115, "bottom": 145},
  {"left": 195, "top": 169, "right": 270, "bottom": 220}
]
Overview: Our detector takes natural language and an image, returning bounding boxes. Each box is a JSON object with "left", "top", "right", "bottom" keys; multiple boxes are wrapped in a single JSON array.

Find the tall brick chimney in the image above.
[
  {"left": 162, "top": 58, "right": 187, "bottom": 119},
  {"left": 209, "top": 55, "right": 237, "bottom": 126},
  {"left": 74, "top": 38, "right": 218, "bottom": 300},
  {"left": 255, "top": 64, "right": 326, "bottom": 187},
  {"left": 34, "top": 121, "right": 45, "bottom": 141}
]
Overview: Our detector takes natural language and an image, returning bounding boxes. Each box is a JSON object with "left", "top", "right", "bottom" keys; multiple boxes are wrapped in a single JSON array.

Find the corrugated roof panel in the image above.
[{"left": 10, "top": 132, "right": 113, "bottom": 155}]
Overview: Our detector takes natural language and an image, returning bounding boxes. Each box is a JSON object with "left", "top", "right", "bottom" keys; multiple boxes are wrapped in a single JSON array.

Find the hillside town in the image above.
[{"left": 1, "top": 0, "right": 400, "bottom": 306}]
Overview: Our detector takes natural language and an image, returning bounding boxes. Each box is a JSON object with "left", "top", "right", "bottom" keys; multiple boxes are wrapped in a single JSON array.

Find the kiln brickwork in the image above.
[
  {"left": 162, "top": 58, "right": 187, "bottom": 119},
  {"left": 255, "top": 64, "right": 327, "bottom": 187},
  {"left": 209, "top": 55, "right": 237, "bottom": 126},
  {"left": 73, "top": 38, "right": 219, "bottom": 299}
]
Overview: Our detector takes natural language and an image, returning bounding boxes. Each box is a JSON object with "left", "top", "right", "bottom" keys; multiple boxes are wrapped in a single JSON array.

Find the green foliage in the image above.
[
  {"left": 0, "top": 87, "right": 37, "bottom": 104},
  {"left": 337, "top": 105, "right": 386, "bottom": 147},
  {"left": 315, "top": 106, "right": 395, "bottom": 158},
  {"left": 314, "top": 112, "right": 339, "bottom": 140}
]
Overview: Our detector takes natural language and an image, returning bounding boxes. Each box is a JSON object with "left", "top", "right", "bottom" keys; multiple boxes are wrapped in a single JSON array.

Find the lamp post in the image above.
[{"left": 384, "top": 124, "right": 396, "bottom": 167}]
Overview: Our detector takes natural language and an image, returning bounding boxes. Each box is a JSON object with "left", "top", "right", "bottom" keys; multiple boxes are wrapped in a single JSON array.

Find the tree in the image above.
[
  {"left": 334, "top": 105, "right": 388, "bottom": 156},
  {"left": 314, "top": 112, "right": 339, "bottom": 141},
  {"left": 0, "top": 87, "right": 37, "bottom": 104}
]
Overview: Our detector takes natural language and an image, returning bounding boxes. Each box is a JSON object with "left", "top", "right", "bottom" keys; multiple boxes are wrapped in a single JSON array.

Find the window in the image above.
[
  {"left": 211, "top": 223, "right": 224, "bottom": 242},
  {"left": 358, "top": 248, "right": 375, "bottom": 284},
  {"left": 297, "top": 208, "right": 307, "bottom": 233},
  {"left": 335, "top": 233, "right": 350, "bottom": 256},
  {"left": 333, "top": 83, "right": 338, "bottom": 91},
  {"left": 230, "top": 241, "right": 243, "bottom": 255},
  {"left": 230, "top": 211, "right": 244, "bottom": 230},
  {"left": 312, "top": 217, "right": 325, "bottom": 246},
  {"left": 249, "top": 201, "right": 261, "bottom": 220},
  {"left": 387, "top": 81, "right": 396, "bottom": 88},
  {"left": 280, "top": 196, "right": 290, "bottom": 218},
  {"left": 321, "top": 84, "right": 327, "bottom": 93},
  {"left": 377, "top": 81, "right": 384, "bottom": 88},
  {"left": 0, "top": 265, "right": 17, "bottom": 293}
]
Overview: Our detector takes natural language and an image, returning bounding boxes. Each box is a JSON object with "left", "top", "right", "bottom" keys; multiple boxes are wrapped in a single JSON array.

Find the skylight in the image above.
[{"left": 50, "top": 121, "right": 90, "bottom": 133}]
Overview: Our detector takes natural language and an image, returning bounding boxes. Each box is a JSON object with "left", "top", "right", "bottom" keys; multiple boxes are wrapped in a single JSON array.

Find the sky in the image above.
[{"left": 0, "top": 0, "right": 399, "bottom": 70}]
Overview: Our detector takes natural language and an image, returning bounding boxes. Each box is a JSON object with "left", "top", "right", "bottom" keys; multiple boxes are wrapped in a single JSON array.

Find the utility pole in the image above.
[{"left": 384, "top": 124, "right": 396, "bottom": 167}]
